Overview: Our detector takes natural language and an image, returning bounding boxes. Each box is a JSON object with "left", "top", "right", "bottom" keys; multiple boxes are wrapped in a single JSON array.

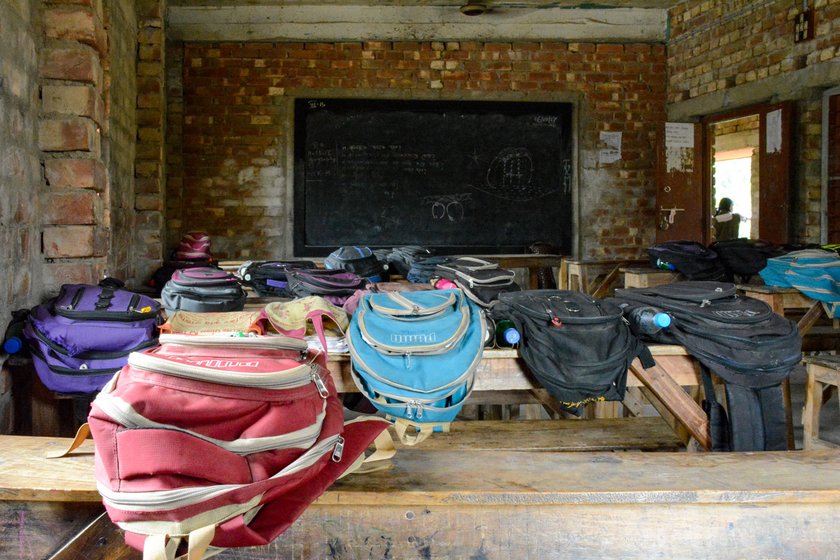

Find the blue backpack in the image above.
[
  {"left": 760, "top": 249, "right": 840, "bottom": 317},
  {"left": 347, "top": 289, "right": 485, "bottom": 445}
]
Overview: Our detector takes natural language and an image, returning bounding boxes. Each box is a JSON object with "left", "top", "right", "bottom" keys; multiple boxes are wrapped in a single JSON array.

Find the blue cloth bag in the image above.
[
  {"left": 760, "top": 250, "right": 840, "bottom": 317},
  {"left": 347, "top": 289, "right": 485, "bottom": 445}
]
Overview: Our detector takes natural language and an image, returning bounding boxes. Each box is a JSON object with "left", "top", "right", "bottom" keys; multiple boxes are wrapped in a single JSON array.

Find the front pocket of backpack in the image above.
[{"left": 115, "top": 428, "right": 252, "bottom": 486}]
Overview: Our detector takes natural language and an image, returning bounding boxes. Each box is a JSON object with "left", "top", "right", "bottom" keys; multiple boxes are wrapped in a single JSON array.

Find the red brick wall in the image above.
[
  {"left": 668, "top": 0, "right": 840, "bottom": 243},
  {"left": 171, "top": 41, "right": 667, "bottom": 260}
]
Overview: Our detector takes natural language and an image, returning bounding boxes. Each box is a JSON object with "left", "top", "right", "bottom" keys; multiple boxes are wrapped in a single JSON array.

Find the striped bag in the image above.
[{"left": 81, "top": 334, "right": 393, "bottom": 559}]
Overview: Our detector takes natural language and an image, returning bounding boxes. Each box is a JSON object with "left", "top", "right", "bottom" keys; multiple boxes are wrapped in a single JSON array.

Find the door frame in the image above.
[
  {"left": 822, "top": 86, "right": 840, "bottom": 244},
  {"left": 700, "top": 101, "right": 794, "bottom": 245}
]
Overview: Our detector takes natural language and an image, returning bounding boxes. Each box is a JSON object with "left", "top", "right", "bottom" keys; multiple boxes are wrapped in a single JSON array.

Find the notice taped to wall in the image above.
[{"left": 665, "top": 122, "right": 695, "bottom": 172}]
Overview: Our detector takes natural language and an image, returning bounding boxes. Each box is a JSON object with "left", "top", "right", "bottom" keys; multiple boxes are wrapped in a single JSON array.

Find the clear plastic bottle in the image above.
[
  {"left": 627, "top": 306, "right": 671, "bottom": 335},
  {"left": 494, "top": 319, "right": 520, "bottom": 347}
]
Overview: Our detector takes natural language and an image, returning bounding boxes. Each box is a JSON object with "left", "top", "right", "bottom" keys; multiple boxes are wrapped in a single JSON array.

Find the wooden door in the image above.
[
  {"left": 758, "top": 101, "right": 794, "bottom": 244},
  {"left": 655, "top": 122, "right": 705, "bottom": 243}
]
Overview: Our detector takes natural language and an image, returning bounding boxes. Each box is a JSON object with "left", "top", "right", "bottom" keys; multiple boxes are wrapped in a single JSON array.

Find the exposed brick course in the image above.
[{"left": 172, "top": 40, "right": 667, "bottom": 259}]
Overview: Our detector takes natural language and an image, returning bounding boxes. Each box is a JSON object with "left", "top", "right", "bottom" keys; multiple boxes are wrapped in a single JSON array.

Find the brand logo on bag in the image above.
[
  {"left": 195, "top": 359, "right": 261, "bottom": 368},
  {"left": 712, "top": 310, "right": 761, "bottom": 319},
  {"left": 390, "top": 332, "right": 437, "bottom": 344}
]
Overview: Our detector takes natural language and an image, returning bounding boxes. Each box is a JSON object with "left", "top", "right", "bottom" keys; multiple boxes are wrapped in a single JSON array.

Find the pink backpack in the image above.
[{"left": 83, "top": 333, "right": 393, "bottom": 558}]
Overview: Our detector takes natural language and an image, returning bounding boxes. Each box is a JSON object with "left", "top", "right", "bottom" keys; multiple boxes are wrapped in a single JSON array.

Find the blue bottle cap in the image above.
[
  {"left": 3, "top": 337, "right": 23, "bottom": 354},
  {"left": 653, "top": 313, "right": 671, "bottom": 328},
  {"left": 503, "top": 328, "right": 520, "bottom": 345}
]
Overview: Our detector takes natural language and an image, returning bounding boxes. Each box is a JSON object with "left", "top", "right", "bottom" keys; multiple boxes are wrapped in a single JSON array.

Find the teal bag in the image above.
[
  {"left": 347, "top": 289, "right": 485, "bottom": 445},
  {"left": 760, "top": 250, "right": 840, "bottom": 317}
]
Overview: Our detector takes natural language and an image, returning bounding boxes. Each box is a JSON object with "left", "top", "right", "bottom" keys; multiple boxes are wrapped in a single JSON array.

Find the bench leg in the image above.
[{"left": 803, "top": 368, "right": 823, "bottom": 450}]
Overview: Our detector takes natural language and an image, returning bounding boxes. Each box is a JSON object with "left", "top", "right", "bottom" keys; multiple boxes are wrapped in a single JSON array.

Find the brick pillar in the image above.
[
  {"left": 39, "top": 0, "right": 109, "bottom": 291},
  {"left": 134, "top": 0, "right": 166, "bottom": 286}
]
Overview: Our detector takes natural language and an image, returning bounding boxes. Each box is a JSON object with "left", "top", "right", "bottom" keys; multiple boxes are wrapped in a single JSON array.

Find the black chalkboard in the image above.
[{"left": 294, "top": 98, "right": 573, "bottom": 256}]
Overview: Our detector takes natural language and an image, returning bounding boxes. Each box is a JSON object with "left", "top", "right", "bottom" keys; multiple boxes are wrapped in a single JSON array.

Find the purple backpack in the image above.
[
  {"left": 161, "top": 267, "right": 247, "bottom": 312},
  {"left": 23, "top": 280, "right": 161, "bottom": 393},
  {"left": 286, "top": 269, "right": 368, "bottom": 306}
]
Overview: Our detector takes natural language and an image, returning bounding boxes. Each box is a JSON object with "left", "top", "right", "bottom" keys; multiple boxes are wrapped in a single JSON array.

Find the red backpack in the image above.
[{"left": 82, "top": 333, "right": 393, "bottom": 558}]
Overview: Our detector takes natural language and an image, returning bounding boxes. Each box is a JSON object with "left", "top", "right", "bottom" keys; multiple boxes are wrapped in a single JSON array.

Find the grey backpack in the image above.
[{"left": 161, "top": 267, "right": 246, "bottom": 313}]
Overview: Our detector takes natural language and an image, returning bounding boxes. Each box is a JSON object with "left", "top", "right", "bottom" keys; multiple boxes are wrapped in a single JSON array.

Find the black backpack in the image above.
[
  {"left": 710, "top": 238, "right": 783, "bottom": 281},
  {"left": 436, "top": 257, "right": 521, "bottom": 308},
  {"left": 492, "top": 290, "right": 653, "bottom": 416},
  {"left": 647, "top": 240, "right": 728, "bottom": 281},
  {"left": 237, "top": 260, "right": 317, "bottom": 298},
  {"left": 613, "top": 281, "right": 802, "bottom": 451}
]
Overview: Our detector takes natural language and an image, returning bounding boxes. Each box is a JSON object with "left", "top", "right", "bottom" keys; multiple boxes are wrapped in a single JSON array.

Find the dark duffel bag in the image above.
[
  {"left": 647, "top": 240, "right": 728, "bottom": 281},
  {"left": 237, "top": 260, "right": 317, "bottom": 297}
]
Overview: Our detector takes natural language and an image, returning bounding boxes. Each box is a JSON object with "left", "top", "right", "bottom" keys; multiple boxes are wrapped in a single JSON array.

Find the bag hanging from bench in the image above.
[
  {"left": 492, "top": 290, "right": 652, "bottom": 416},
  {"left": 23, "top": 279, "right": 161, "bottom": 393},
  {"left": 86, "top": 333, "right": 393, "bottom": 559},
  {"left": 161, "top": 267, "right": 247, "bottom": 313},
  {"left": 613, "top": 281, "right": 802, "bottom": 451},
  {"left": 347, "top": 289, "right": 485, "bottom": 445},
  {"left": 237, "top": 260, "right": 317, "bottom": 298},
  {"left": 435, "top": 256, "right": 521, "bottom": 308}
]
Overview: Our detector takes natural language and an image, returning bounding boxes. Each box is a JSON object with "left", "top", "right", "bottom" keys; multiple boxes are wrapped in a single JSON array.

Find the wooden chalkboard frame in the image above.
[{"left": 293, "top": 98, "right": 574, "bottom": 256}]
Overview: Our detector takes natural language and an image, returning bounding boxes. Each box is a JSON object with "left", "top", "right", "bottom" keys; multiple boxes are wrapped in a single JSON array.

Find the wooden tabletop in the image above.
[{"left": 3, "top": 436, "right": 840, "bottom": 507}]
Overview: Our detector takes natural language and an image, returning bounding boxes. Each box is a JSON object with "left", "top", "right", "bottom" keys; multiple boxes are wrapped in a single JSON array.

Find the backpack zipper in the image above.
[
  {"left": 94, "top": 393, "right": 327, "bottom": 455},
  {"left": 98, "top": 433, "right": 342, "bottom": 511},
  {"left": 128, "top": 351, "right": 325, "bottom": 391},
  {"left": 29, "top": 323, "right": 158, "bottom": 359}
]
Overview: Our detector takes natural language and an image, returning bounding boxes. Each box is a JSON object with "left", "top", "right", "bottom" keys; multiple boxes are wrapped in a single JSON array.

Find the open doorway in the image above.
[
  {"left": 702, "top": 101, "right": 792, "bottom": 245},
  {"left": 710, "top": 115, "right": 759, "bottom": 241}
]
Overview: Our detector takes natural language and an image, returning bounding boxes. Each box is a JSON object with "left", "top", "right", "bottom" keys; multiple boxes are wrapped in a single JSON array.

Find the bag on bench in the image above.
[
  {"left": 324, "top": 246, "right": 387, "bottom": 281},
  {"left": 237, "top": 260, "right": 317, "bottom": 298},
  {"left": 23, "top": 279, "right": 161, "bottom": 393},
  {"left": 161, "top": 267, "right": 247, "bottom": 313},
  {"left": 87, "top": 333, "right": 393, "bottom": 559},
  {"left": 492, "top": 290, "right": 652, "bottom": 416},
  {"left": 647, "top": 240, "right": 728, "bottom": 281},
  {"left": 613, "top": 281, "right": 802, "bottom": 451},
  {"left": 347, "top": 289, "right": 485, "bottom": 445},
  {"left": 286, "top": 269, "right": 368, "bottom": 306},
  {"left": 435, "top": 256, "right": 520, "bottom": 307}
]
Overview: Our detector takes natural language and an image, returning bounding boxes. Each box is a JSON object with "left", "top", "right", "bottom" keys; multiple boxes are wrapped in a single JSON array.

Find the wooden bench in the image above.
[
  {"left": 219, "top": 254, "right": 566, "bottom": 290},
  {"left": 3, "top": 435, "right": 840, "bottom": 559},
  {"left": 802, "top": 354, "right": 840, "bottom": 450},
  {"left": 331, "top": 345, "right": 713, "bottom": 451}
]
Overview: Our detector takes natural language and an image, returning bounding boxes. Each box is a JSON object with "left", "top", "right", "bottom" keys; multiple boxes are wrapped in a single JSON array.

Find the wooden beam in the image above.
[{"left": 166, "top": 5, "right": 668, "bottom": 42}]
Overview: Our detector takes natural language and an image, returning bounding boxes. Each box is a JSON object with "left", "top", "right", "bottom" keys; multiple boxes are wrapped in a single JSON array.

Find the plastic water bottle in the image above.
[
  {"left": 2, "top": 310, "right": 28, "bottom": 355},
  {"left": 628, "top": 307, "right": 671, "bottom": 335},
  {"left": 655, "top": 259, "right": 677, "bottom": 271},
  {"left": 495, "top": 319, "right": 521, "bottom": 347}
]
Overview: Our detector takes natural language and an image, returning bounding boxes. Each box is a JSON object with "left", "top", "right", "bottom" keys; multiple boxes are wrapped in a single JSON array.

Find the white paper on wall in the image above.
[
  {"left": 766, "top": 109, "right": 782, "bottom": 154},
  {"left": 598, "top": 131, "right": 622, "bottom": 164},
  {"left": 665, "top": 122, "right": 695, "bottom": 172}
]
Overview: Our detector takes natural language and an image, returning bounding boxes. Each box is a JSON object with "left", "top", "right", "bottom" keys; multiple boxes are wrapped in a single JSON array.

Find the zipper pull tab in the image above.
[
  {"left": 405, "top": 401, "right": 415, "bottom": 419},
  {"left": 404, "top": 352, "right": 412, "bottom": 369},
  {"left": 414, "top": 401, "right": 424, "bottom": 420},
  {"left": 332, "top": 435, "right": 345, "bottom": 462},
  {"left": 546, "top": 307, "right": 562, "bottom": 326},
  {"left": 311, "top": 365, "right": 329, "bottom": 398}
]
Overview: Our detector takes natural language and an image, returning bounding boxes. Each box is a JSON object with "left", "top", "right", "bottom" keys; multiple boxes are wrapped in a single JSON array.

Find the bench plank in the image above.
[{"left": 3, "top": 436, "right": 840, "bottom": 559}]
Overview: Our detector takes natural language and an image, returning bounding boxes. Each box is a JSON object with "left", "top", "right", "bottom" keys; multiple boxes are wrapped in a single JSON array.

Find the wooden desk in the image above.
[
  {"left": 563, "top": 259, "right": 647, "bottom": 297},
  {"left": 3, "top": 436, "right": 840, "bottom": 560},
  {"left": 737, "top": 284, "right": 825, "bottom": 335},
  {"left": 330, "top": 345, "right": 711, "bottom": 450},
  {"left": 621, "top": 267, "right": 682, "bottom": 288}
]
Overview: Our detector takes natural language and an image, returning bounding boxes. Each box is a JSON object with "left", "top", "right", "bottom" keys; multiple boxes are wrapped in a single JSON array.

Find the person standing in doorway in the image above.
[{"left": 712, "top": 197, "right": 744, "bottom": 241}]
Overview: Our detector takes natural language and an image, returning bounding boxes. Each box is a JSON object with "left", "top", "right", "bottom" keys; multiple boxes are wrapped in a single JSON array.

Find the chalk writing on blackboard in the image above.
[
  {"left": 477, "top": 147, "right": 556, "bottom": 201},
  {"left": 423, "top": 193, "right": 472, "bottom": 222}
]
